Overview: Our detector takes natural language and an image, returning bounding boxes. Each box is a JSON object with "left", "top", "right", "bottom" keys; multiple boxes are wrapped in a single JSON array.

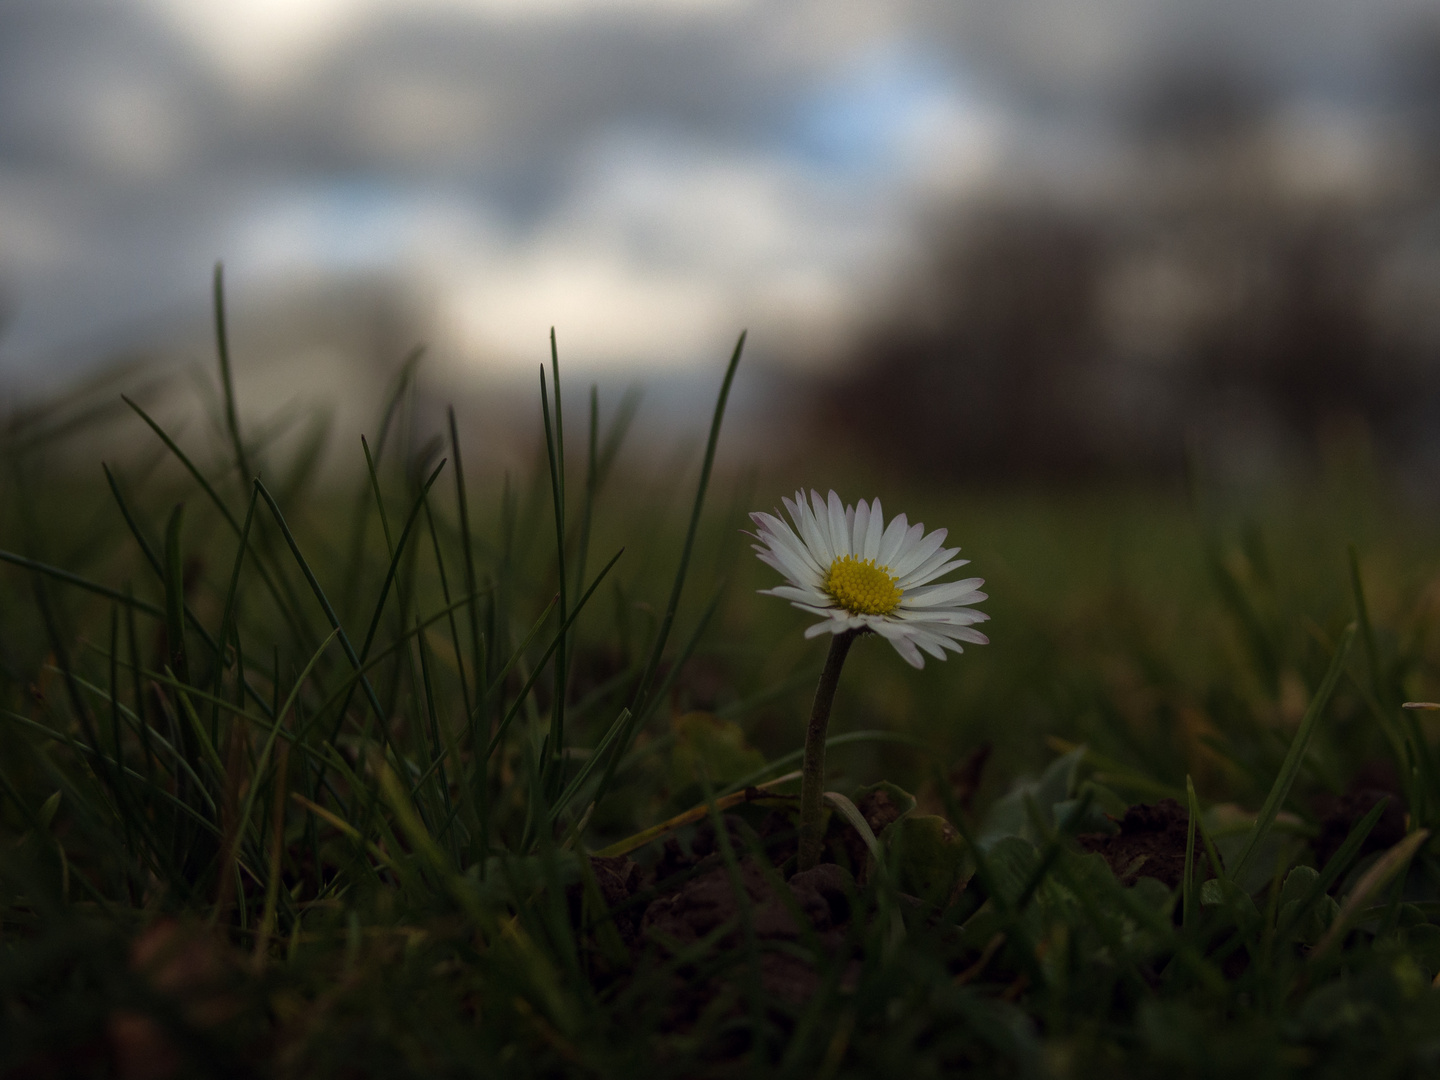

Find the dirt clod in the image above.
[
  {"left": 1313, "top": 787, "right": 1407, "bottom": 873},
  {"left": 641, "top": 858, "right": 832, "bottom": 949},
  {"left": 1078, "top": 798, "right": 1200, "bottom": 889},
  {"left": 588, "top": 855, "right": 646, "bottom": 943}
]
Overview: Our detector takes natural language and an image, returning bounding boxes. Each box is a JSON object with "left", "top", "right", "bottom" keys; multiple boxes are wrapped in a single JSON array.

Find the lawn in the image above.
[{"left": 5, "top": 305, "right": 1440, "bottom": 1078}]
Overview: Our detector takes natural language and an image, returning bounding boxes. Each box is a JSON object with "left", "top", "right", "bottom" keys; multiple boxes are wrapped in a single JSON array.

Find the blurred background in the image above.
[
  {"left": 2, "top": 0, "right": 1440, "bottom": 483},
  {"left": 5, "top": 0, "right": 1440, "bottom": 824}
]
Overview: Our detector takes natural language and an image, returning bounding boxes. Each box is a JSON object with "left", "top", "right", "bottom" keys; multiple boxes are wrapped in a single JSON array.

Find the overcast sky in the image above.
[{"left": 0, "top": 0, "right": 1434, "bottom": 390}]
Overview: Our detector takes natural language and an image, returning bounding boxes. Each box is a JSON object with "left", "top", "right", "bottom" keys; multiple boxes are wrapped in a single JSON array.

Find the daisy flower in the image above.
[{"left": 750, "top": 489, "right": 989, "bottom": 668}]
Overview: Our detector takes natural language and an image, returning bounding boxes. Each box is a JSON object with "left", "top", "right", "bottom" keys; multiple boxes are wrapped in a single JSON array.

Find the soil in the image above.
[
  {"left": 1073, "top": 784, "right": 1410, "bottom": 898},
  {"left": 641, "top": 861, "right": 855, "bottom": 1006},
  {"left": 1312, "top": 786, "right": 1408, "bottom": 873},
  {"left": 584, "top": 796, "right": 1221, "bottom": 1033},
  {"left": 948, "top": 743, "right": 993, "bottom": 812},
  {"left": 582, "top": 789, "right": 910, "bottom": 1019},
  {"left": 1076, "top": 799, "right": 1205, "bottom": 889}
]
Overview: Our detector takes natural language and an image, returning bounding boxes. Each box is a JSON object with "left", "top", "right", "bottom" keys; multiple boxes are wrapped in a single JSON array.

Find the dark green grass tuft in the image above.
[{"left": 5, "top": 291, "right": 1440, "bottom": 1077}]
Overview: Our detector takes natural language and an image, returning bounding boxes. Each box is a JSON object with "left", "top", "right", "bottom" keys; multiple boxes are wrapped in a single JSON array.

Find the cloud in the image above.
[
  {"left": 0, "top": 0, "right": 1432, "bottom": 390},
  {"left": 431, "top": 142, "right": 902, "bottom": 373}
]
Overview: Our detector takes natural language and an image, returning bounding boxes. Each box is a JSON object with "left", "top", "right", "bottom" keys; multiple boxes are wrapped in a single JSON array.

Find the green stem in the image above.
[{"left": 798, "top": 629, "right": 858, "bottom": 871}]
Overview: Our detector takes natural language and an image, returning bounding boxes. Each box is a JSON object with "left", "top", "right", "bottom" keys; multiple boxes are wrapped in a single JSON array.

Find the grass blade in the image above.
[
  {"left": 102, "top": 464, "right": 226, "bottom": 664},
  {"left": 485, "top": 549, "right": 624, "bottom": 762},
  {"left": 547, "top": 707, "right": 630, "bottom": 828},
  {"left": 445, "top": 409, "right": 479, "bottom": 716},
  {"left": 1231, "top": 622, "right": 1355, "bottom": 881},
  {"left": 1312, "top": 828, "right": 1430, "bottom": 961},
  {"left": 122, "top": 395, "right": 312, "bottom": 646},
  {"left": 252, "top": 478, "right": 389, "bottom": 738},
  {"left": 1184, "top": 775, "right": 1199, "bottom": 930},
  {"left": 1348, "top": 545, "right": 1385, "bottom": 703},
  {"left": 162, "top": 504, "right": 189, "bottom": 683},
  {"left": 361, "top": 435, "right": 397, "bottom": 557},
  {"left": 353, "top": 460, "right": 448, "bottom": 670},
  {"left": 623, "top": 333, "right": 744, "bottom": 746},
  {"left": 0, "top": 549, "right": 165, "bottom": 619},
  {"left": 233, "top": 629, "right": 340, "bottom": 861},
  {"left": 1205, "top": 536, "right": 1280, "bottom": 698},
  {"left": 593, "top": 771, "right": 801, "bottom": 858},
  {"left": 1276, "top": 795, "right": 1390, "bottom": 943},
  {"left": 210, "top": 490, "right": 258, "bottom": 734},
  {"left": 591, "top": 583, "right": 725, "bottom": 809},
  {"left": 539, "top": 357, "right": 569, "bottom": 793},
  {"left": 213, "top": 263, "right": 252, "bottom": 486}
]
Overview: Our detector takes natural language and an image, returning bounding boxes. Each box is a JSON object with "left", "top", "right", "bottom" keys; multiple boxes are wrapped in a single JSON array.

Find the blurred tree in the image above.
[{"left": 818, "top": 172, "right": 1434, "bottom": 483}]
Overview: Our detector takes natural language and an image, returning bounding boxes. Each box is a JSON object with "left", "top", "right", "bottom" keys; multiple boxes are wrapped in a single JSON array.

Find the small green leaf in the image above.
[
  {"left": 1280, "top": 865, "right": 1320, "bottom": 908},
  {"left": 1279, "top": 894, "right": 1338, "bottom": 946},
  {"left": 1053, "top": 783, "right": 1124, "bottom": 835},
  {"left": 1201, "top": 877, "right": 1260, "bottom": 924},
  {"left": 37, "top": 791, "right": 62, "bottom": 831},
  {"left": 889, "top": 814, "right": 968, "bottom": 902},
  {"left": 853, "top": 780, "right": 917, "bottom": 819},
  {"left": 985, "top": 835, "right": 1042, "bottom": 908},
  {"left": 1033, "top": 747, "right": 1086, "bottom": 812},
  {"left": 1402, "top": 923, "right": 1440, "bottom": 978},
  {"left": 1128, "top": 877, "right": 1174, "bottom": 919},
  {"left": 978, "top": 747, "right": 1086, "bottom": 847},
  {"left": 668, "top": 712, "right": 765, "bottom": 790}
]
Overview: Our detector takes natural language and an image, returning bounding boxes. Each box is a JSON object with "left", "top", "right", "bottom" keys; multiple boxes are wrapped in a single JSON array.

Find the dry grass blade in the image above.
[{"left": 1312, "top": 829, "right": 1431, "bottom": 961}]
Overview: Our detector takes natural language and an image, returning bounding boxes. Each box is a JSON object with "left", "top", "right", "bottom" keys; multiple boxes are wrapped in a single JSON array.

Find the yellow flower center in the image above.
[{"left": 824, "top": 555, "right": 902, "bottom": 616}]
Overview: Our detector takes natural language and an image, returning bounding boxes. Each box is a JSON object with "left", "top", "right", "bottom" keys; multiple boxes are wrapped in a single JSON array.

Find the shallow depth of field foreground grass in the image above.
[{"left": 8, "top": 306, "right": 1440, "bottom": 1077}]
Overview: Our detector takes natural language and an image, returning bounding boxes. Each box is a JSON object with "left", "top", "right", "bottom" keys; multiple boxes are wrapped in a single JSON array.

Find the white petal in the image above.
[
  {"left": 751, "top": 509, "right": 800, "bottom": 545},
  {"left": 886, "top": 522, "right": 926, "bottom": 571},
  {"left": 863, "top": 498, "right": 884, "bottom": 561},
  {"left": 773, "top": 546, "right": 826, "bottom": 589},
  {"left": 826, "top": 490, "right": 851, "bottom": 558},
  {"left": 913, "top": 633, "right": 949, "bottom": 660},
  {"left": 896, "top": 545, "right": 960, "bottom": 589},
  {"left": 851, "top": 498, "right": 870, "bottom": 557},
  {"left": 891, "top": 527, "right": 948, "bottom": 577},
  {"left": 913, "top": 623, "right": 968, "bottom": 651},
  {"left": 755, "top": 514, "right": 826, "bottom": 584},
  {"left": 779, "top": 493, "right": 806, "bottom": 535},
  {"left": 921, "top": 591, "right": 987, "bottom": 610},
  {"left": 877, "top": 513, "right": 910, "bottom": 566},
  {"left": 754, "top": 550, "right": 790, "bottom": 579},
  {"left": 902, "top": 618, "right": 985, "bottom": 647},
  {"left": 900, "top": 556, "right": 969, "bottom": 589},
  {"left": 897, "top": 521, "right": 925, "bottom": 559},
  {"left": 901, "top": 578, "right": 986, "bottom": 607},
  {"left": 752, "top": 509, "right": 809, "bottom": 558},
  {"left": 946, "top": 625, "right": 989, "bottom": 645},
  {"left": 764, "top": 584, "right": 830, "bottom": 606},
  {"left": 872, "top": 622, "right": 926, "bottom": 668},
  {"left": 754, "top": 524, "right": 823, "bottom": 576},
  {"left": 803, "top": 613, "right": 856, "bottom": 638},
  {"left": 897, "top": 607, "right": 990, "bottom": 626},
  {"left": 796, "top": 490, "right": 834, "bottom": 565}
]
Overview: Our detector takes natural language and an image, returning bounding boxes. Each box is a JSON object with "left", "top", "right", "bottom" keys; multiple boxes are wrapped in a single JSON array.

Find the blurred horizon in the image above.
[{"left": 2, "top": 0, "right": 1439, "bottom": 483}]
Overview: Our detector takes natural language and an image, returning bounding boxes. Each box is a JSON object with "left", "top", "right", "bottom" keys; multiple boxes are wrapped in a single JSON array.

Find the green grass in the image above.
[{"left": 7, "top": 290, "right": 1440, "bottom": 1076}]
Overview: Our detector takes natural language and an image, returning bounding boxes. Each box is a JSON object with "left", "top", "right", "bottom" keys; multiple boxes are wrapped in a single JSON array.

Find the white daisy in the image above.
[{"left": 750, "top": 489, "right": 989, "bottom": 669}]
